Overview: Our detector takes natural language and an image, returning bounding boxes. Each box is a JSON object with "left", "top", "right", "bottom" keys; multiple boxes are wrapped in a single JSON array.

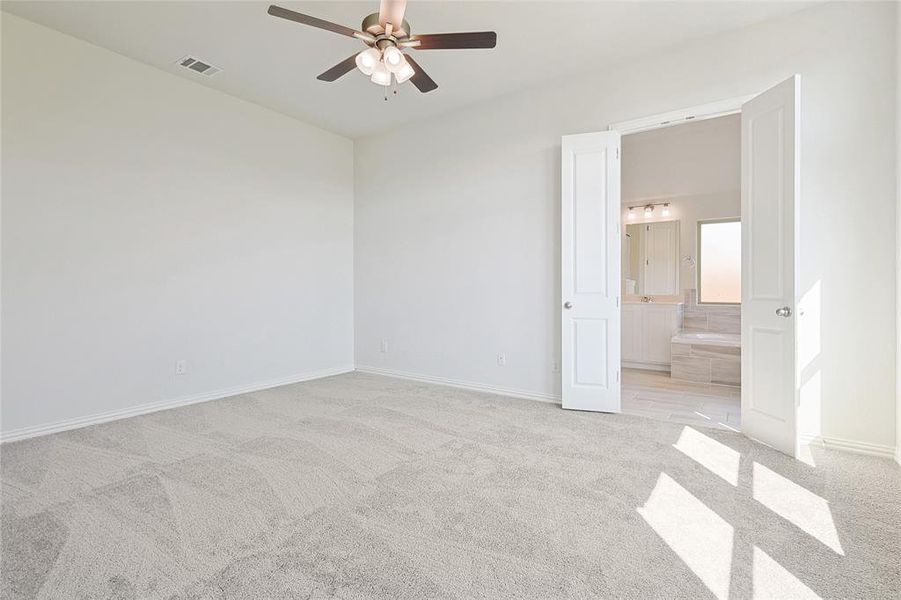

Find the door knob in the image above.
[
  {"left": 563, "top": 301, "right": 573, "bottom": 309},
  {"left": 775, "top": 306, "right": 792, "bottom": 317}
]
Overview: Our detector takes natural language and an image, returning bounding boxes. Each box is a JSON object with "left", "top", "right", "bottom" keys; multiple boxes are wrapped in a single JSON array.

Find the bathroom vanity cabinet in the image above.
[{"left": 622, "top": 303, "right": 683, "bottom": 370}]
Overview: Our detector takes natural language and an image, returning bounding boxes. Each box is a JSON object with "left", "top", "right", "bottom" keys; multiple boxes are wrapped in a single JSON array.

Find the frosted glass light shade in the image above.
[
  {"left": 394, "top": 60, "right": 415, "bottom": 84},
  {"left": 370, "top": 61, "right": 392, "bottom": 86},
  {"left": 355, "top": 48, "right": 381, "bottom": 75},
  {"left": 382, "top": 46, "right": 404, "bottom": 72}
]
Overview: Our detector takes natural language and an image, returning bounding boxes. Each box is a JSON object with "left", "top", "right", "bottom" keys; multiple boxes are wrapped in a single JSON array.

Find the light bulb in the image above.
[
  {"left": 644, "top": 205, "right": 654, "bottom": 217},
  {"left": 355, "top": 48, "right": 380, "bottom": 76},
  {"left": 662, "top": 204, "right": 670, "bottom": 217},
  {"left": 627, "top": 208, "right": 636, "bottom": 220},
  {"left": 370, "top": 61, "right": 392, "bottom": 86},
  {"left": 382, "top": 46, "right": 404, "bottom": 72},
  {"left": 395, "top": 60, "right": 415, "bottom": 84}
]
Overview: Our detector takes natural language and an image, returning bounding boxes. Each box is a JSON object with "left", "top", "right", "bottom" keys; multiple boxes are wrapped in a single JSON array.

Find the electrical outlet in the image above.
[
  {"left": 380, "top": 339, "right": 389, "bottom": 353},
  {"left": 496, "top": 353, "right": 506, "bottom": 367},
  {"left": 175, "top": 360, "right": 187, "bottom": 375}
]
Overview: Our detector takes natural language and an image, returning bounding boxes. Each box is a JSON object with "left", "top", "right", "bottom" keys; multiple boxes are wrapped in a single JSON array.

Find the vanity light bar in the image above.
[{"left": 627, "top": 202, "right": 670, "bottom": 219}]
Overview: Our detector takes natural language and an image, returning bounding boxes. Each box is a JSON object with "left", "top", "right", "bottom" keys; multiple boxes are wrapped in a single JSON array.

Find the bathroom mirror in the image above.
[{"left": 623, "top": 220, "right": 680, "bottom": 296}]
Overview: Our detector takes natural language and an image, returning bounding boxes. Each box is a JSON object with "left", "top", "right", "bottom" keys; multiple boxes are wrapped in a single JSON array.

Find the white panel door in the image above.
[
  {"left": 561, "top": 132, "right": 621, "bottom": 412},
  {"left": 741, "top": 76, "right": 800, "bottom": 457}
]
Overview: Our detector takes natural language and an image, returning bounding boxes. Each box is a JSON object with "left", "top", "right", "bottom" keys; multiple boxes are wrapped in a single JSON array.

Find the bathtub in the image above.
[
  {"left": 670, "top": 330, "right": 741, "bottom": 386},
  {"left": 671, "top": 331, "right": 741, "bottom": 348}
]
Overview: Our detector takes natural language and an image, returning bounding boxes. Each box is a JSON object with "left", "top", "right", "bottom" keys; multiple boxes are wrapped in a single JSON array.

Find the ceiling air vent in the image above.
[{"left": 177, "top": 56, "right": 222, "bottom": 77}]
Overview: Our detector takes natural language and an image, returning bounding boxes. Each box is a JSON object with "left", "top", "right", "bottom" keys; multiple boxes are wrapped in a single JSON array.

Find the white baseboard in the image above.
[
  {"left": 355, "top": 365, "right": 561, "bottom": 404},
  {"left": 7, "top": 365, "right": 894, "bottom": 464},
  {"left": 800, "top": 433, "right": 897, "bottom": 460},
  {"left": 0, "top": 365, "right": 355, "bottom": 444},
  {"left": 358, "top": 367, "right": 899, "bottom": 461}
]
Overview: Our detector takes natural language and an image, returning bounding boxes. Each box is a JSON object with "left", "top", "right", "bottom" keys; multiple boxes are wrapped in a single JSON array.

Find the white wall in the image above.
[
  {"left": 896, "top": 1, "right": 901, "bottom": 464},
  {"left": 1, "top": 15, "right": 355, "bottom": 437},
  {"left": 622, "top": 115, "right": 740, "bottom": 291},
  {"left": 355, "top": 2, "right": 898, "bottom": 450}
]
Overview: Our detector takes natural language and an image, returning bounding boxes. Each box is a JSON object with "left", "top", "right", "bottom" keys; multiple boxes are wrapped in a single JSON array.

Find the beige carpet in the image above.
[{"left": 1, "top": 372, "right": 899, "bottom": 599}]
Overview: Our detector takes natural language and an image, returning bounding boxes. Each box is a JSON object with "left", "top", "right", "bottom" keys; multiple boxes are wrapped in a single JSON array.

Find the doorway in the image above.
[
  {"left": 561, "top": 76, "right": 801, "bottom": 457},
  {"left": 619, "top": 114, "right": 743, "bottom": 432}
]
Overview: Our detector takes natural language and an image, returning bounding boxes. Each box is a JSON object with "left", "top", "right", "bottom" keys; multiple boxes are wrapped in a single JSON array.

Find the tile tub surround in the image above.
[
  {"left": 671, "top": 333, "right": 741, "bottom": 386},
  {"left": 681, "top": 289, "right": 740, "bottom": 333}
]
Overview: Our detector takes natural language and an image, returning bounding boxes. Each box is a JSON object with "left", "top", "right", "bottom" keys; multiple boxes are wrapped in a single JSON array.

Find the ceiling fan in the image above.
[{"left": 267, "top": 0, "right": 497, "bottom": 93}]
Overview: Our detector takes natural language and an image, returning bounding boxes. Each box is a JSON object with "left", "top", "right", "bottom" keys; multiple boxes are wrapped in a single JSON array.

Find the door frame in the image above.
[
  {"left": 562, "top": 85, "right": 800, "bottom": 457},
  {"left": 603, "top": 93, "right": 761, "bottom": 430},
  {"left": 608, "top": 95, "right": 755, "bottom": 136}
]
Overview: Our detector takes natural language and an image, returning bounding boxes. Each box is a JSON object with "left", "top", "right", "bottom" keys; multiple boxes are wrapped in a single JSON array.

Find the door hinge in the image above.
[
  {"left": 616, "top": 147, "right": 620, "bottom": 159},
  {"left": 616, "top": 369, "right": 620, "bottom": 382},
  {"left": 616, "top": 296, "right": 620, "bottom": 307}
]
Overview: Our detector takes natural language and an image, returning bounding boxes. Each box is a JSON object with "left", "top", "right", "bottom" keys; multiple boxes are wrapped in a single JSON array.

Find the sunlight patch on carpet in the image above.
[
  {"left": 753, "top": 462, "right": 843, "bottom": 555},
  {"left": 638, "top": 473, "right": 733, "bottom": 599}
]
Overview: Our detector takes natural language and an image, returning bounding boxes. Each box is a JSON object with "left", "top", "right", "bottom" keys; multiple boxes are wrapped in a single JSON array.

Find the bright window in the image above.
[{"left": 698, "top": 219, "right": 741, "bottom": 304}]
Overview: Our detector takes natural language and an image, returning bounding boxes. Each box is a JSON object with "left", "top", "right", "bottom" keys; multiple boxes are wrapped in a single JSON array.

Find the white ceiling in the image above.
[
  {"left": 622, "top": 114, "right": 740, "bottom": 204},
  {"left": 2, "top": 1, "right": 816, "bottom": 139}
]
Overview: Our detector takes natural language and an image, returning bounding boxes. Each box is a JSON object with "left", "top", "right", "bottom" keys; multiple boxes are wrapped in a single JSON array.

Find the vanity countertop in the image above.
[
  {"left": 623, "top": 300, "right": 684, "bottom": 306},
  {"left": 622, "top": 295, "right": 684, "bottom": 306}
]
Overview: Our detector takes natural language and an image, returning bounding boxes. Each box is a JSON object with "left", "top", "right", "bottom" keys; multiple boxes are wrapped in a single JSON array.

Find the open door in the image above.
[
  {"left": 561, "top": 132, "right": 621, "bottom": 412},
  {"left": 741, "top": 76, "right": 800, "bottom": 457}
]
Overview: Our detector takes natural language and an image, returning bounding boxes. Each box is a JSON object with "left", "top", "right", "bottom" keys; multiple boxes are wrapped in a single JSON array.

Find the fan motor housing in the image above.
[{"left": 361, "top": 12, "right": 411, "bottom": 39}]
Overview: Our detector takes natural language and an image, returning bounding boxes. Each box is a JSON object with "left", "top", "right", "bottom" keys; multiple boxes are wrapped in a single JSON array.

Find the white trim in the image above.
[
  {"left": 800, "top": 434, "right": 897, "bottom": 460},
  {"left": 0, "top": 365, "right": 354, "bottom": 443},
  {"left": 355, "top": 365, "right": 560, "bottom": 404},
  {"left": 358, "top": 366, "right": 896, "bottom": 458},
  {"left": 356, "top": 369, "right": 899, "bottom": 459},
  {"left": 609, "top": 95, "right": 754, "bottom": 135},
  {"left": 8, "top": 361, "right": 892, "bottom": 462}
]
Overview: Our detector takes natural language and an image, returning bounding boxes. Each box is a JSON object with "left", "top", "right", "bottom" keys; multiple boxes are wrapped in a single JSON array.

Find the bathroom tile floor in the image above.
[{"left": 622, "top": 368, "right": 741, "bottom": 431}]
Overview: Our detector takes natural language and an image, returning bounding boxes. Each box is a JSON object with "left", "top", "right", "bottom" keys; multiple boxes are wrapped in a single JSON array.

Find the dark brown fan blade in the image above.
[
  {"left": 268, "top": 5, "right": 367, "bottom": 40},
  {"left": 402, "top": 54, "right": 437, "bottom": 93},
  {"left": 410, "top": 32, "right": 497, "bottom": 50},
  {"left": 317, "top": 54, "right": 359, "bottom": 82}
]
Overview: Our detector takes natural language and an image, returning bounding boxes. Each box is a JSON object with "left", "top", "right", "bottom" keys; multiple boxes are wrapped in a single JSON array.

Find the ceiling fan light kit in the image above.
[
  {"left": 381, "top": 46, "right": 405, "bottom": 71},
  {"left": 354, "top": 47, "right": 381, "bottom": 75},
  {"left": 370, "top": 61, "right": 392, "bottom": 87},
  {"left": 394, "top": 61, "right": 415, "bottom": 84},
  {"left": 267, "top": 1, "right": 497, "bottom": 95}
]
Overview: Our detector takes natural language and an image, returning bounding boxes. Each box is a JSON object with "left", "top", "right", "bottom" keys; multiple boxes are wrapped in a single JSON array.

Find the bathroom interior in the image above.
[{"left": 620, "top": 114, "right": 742, "bottom": 431}]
